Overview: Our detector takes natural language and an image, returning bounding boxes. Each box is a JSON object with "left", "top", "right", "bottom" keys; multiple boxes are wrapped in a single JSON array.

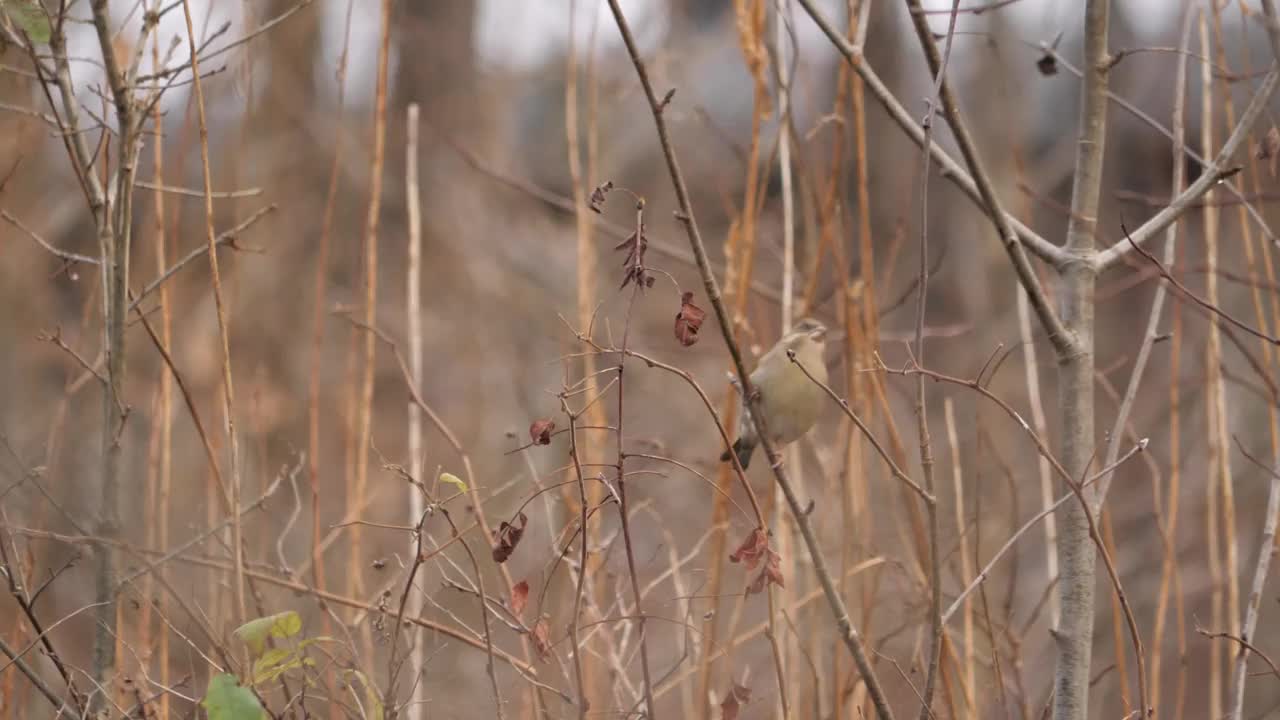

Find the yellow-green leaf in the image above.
[
  {"left": 201, "top": 673, "right": 266, "bottom": 720},
  {"left": 346, "top": 669, "right": 384, "bottom": 720},
  {"left": 234, "top": 611, "right": 302, "bottom": 658},
  {"left": 5, "top": 1, "right": 51, "bottom": 43},
  {"left": 251, "top": 647, "right": 301, "bottom": 685},
  {"left": 439, "top": 472, "right": 468, "bottom": 493}
]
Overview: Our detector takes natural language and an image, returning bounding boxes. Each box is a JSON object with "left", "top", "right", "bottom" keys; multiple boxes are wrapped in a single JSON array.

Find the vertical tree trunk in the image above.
[{"left": 1053, "top": 2, "right": 1109, "bottom": 718}]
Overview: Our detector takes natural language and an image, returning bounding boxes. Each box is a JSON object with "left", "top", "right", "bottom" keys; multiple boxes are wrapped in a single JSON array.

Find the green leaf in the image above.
[
  {"left": 5, "top": 1, "right": 52, "bottom": 43},
  {"left": 346, "top": 669, "right": 385, "bottom": 720},
  {"left": 251, "top": 647, "right": 301, "bottom": 685},
  {"left": 201, "top": 673, "right": 266, "bottom": 720},
  {"left": 439, "top": 472, "right": 468, "bottom": 494},
  {"left": 233, "top": 610, "right": 302, "bottom": 658}
]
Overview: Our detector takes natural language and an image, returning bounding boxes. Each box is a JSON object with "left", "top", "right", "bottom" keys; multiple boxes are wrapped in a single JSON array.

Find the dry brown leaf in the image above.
[
  {"left": 589, "top": 181, "right": 613, "bottom": 213},
  {"left": 510, "top": 580, "right": 529, "bottom": 619},
  {"left": 720, "top": 682, "right": 751, "bottom": 719},
  {"left": 674, "top": 291, "right": 706, "bottom": 347},
  {"left": 745, "top": 550, "right": 784, "bottom": 595},
  {"left": 728, "top": 527, "right": 768, "bottom": 570},
  {"left": 532, "top": 616, "right": 552, "bottom": 662},
  {"left": 491, "top": 512, "right": 528, "bottom": 564},
  {"left": 529, "top": 418, "right": 555, "bottom": 446}
]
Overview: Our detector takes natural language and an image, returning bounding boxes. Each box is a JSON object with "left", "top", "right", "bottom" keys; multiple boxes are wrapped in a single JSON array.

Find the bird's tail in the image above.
[{"left": 720, "top": 437, "right": 756, "bottom": 469}]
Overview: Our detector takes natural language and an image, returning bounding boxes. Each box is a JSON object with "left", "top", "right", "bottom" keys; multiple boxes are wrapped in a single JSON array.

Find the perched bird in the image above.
[{"left": 721, "top": 317, "right": 829, "bottom": 469}]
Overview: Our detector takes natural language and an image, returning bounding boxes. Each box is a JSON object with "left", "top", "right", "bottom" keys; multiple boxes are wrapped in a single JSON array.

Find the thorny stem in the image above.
[
  {"left": 613, "top": 280, "right": 658, "bottom": 717},
  {"left": 906, "top": 0, "right": 963, "bottom": 715},
  {"left": 562, "top": 398, "right": 591, "bottom": 718},
  {"left": 603, "top": 2, "right": 897, "bottom": 718}
]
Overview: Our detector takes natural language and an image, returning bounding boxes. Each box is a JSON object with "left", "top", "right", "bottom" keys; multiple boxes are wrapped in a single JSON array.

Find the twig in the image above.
[
  {"left": 788, "top": 351, "right": 931, "bottom": 502},
  {"left": 603, "top": 2, "right": 897, "bottom": 717},
  {"left": 2, "top": 210, "right": 99, "bottom": 265},
  {"left": 1197, "top": 626, "right": 1280, "bottom": 682},
  {"left": 772, "top": 1, "right": 798, "bottom": 712},
  {"left": 1094, "top": 5, "right": 1193, "bottom": 513},
  {"left": 335, "top": 311, "right": 540, "bottom": 684},
  {"left": 792, "top": 0, "right": 1067, "bottom": 270},
  {"left": 136, "top": 0, "right": 314, "bottom": 82},
  {"left": 305, "top": 1, "right": 352, "bottom": 711},
  {"left": 0, "top": 636, "right": 67, "bottom": 714},
  {"left": 1226, "top": 438, "right": 1280, "bottom": 719},
  {"left": 562, "top": 396, "right": 592, "bottom": 718},
  {"left": 880, "top": 357, "right": 1149, "bottom": 719},
  {"left": 274, "top": 457, "right": 304, "bottom": 575},
  {"left": 1097, "top": 61, "right": 1279, "bottom": 269},
  {"left": 349, "top": 0, "right": 392, "bottom": 665},
  {"left": 611, "top": 278, "right": 658, "bottom": 717},
  {"left": 128, "top": 205, "right": 274, "bottom": 311},
  {"left": 904, "top": 2, "right": 963, "bottom": 713},
  {"left": 941, "top": 440, "right": 1146, "bottom": 624},
  {"left": 12, "top": 524, "right": 560, "bottom": 693},
  {"left": 405, "top": 99, "right": 428, "bottom": 720},
  {"left": 179, "top": 0, "right": 246, "bottom": 625},
  {"left": 0, "top": 515, "right": 86, "bottom": 715},
  {"left": 114, "top": 461, "right": 286, "bottom": 592},
  {"left": 1122, "top": 229, "right": 1280, "bottom": 345}
]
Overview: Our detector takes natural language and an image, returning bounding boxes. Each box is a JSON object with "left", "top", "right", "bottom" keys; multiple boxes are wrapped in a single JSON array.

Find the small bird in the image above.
[{"left": 721, "top": 317, "right": 829, "bottom": 469}]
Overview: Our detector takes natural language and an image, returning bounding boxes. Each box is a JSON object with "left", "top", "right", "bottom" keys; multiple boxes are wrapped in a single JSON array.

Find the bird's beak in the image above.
[{"left": 809, "top": 326, "right": 827, "bottom": 343}]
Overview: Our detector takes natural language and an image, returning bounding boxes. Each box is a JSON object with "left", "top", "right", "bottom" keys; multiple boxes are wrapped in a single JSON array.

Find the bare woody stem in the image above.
[
  {"left": 906, "top": 0, "right": 963, "bottom": 715},
  {"left": 603, "top": 2, "right": 897, "bottom": 718},
  {"left": 179, "top": 0, "right": 247, "bottom": 630},
  {"left": 1053, "top": 3, "right": 1110, "bottom": 719},
  {"left": 1228, "top": 8, "right": 1280, "bottom": 718},
  {"left": 612, "top": 283, "right": 658, "bottom": 717}
]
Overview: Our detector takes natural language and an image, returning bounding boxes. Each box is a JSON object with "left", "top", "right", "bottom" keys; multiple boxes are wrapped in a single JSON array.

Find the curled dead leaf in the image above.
[
  {"left": 674, "top": 291, "right": 706, "bottom": 347},
  {"left": 1036, "top": 52, "right": 1057, "bottom": 76},
  {"left": 728, "top": 528, "right": 768, "bottom": 570},
  {"left": 763, "top": 550, "right": 785, "bottom": 589},
  {"left": 746, "top": 550, "right": 785, "bottom": 596},
  {"left": 491, "top": 512, "right": 528, "bottom": 564},
  {"left": 589, "top": 181, "right": 614, "bottom": 214},
  {"left": 719, "top": 682, "right": 751, "bottom": 720},
  {"left": 510, "top": 580, "right": 529, "bottom": 619},
  {"left": 532, "top": 616, "right": 553, "bottom": 662},
  {"left": 529, "top": 418, "right": 556, "bottom": 446}
]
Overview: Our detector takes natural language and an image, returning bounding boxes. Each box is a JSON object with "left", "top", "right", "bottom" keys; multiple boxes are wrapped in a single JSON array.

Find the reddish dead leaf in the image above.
[
  {"left": 510, "top": 580, "right": 530, "bottom": 618},
  {"left": 589, "top": 181, "right": 613, "bottom": 214},
  {"left": 719, "top": 682, "right": 751, "bottom": 720},
  {"left": 763, "top": 551, "right": 785, "bottom": 589},
  {"left": 745, "top": 551, "right": 784, "bottom": 596},
  {"left": 532, "top": 616, "right": 553, "bottom": 662},
  {"left": 529, "top": 418, "right": 556, "bottom": 446},
  {"left": 728, "top": 528, "right": 768, "bottom": 570},
  {"left": 674, "top": 291, "right": 706, "bottom": 347},
  {"left": 491, "top": 511, "right": 528, "bottom": 564}
]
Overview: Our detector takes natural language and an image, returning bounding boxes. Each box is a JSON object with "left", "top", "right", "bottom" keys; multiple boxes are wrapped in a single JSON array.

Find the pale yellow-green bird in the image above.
[{"left": 721, "top": 317, "right": 829, "bottom": 469}]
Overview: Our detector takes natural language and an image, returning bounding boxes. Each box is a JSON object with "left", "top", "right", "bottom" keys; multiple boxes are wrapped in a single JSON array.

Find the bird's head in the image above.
[{"left": 787, "top": 317, "right": 827, "bottom": 349}]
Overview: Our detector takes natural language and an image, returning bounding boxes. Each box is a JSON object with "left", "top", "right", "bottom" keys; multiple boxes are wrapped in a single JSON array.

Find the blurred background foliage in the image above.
[{"left": 3, "top": 0, "right": 1280, "bottom": 717}]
